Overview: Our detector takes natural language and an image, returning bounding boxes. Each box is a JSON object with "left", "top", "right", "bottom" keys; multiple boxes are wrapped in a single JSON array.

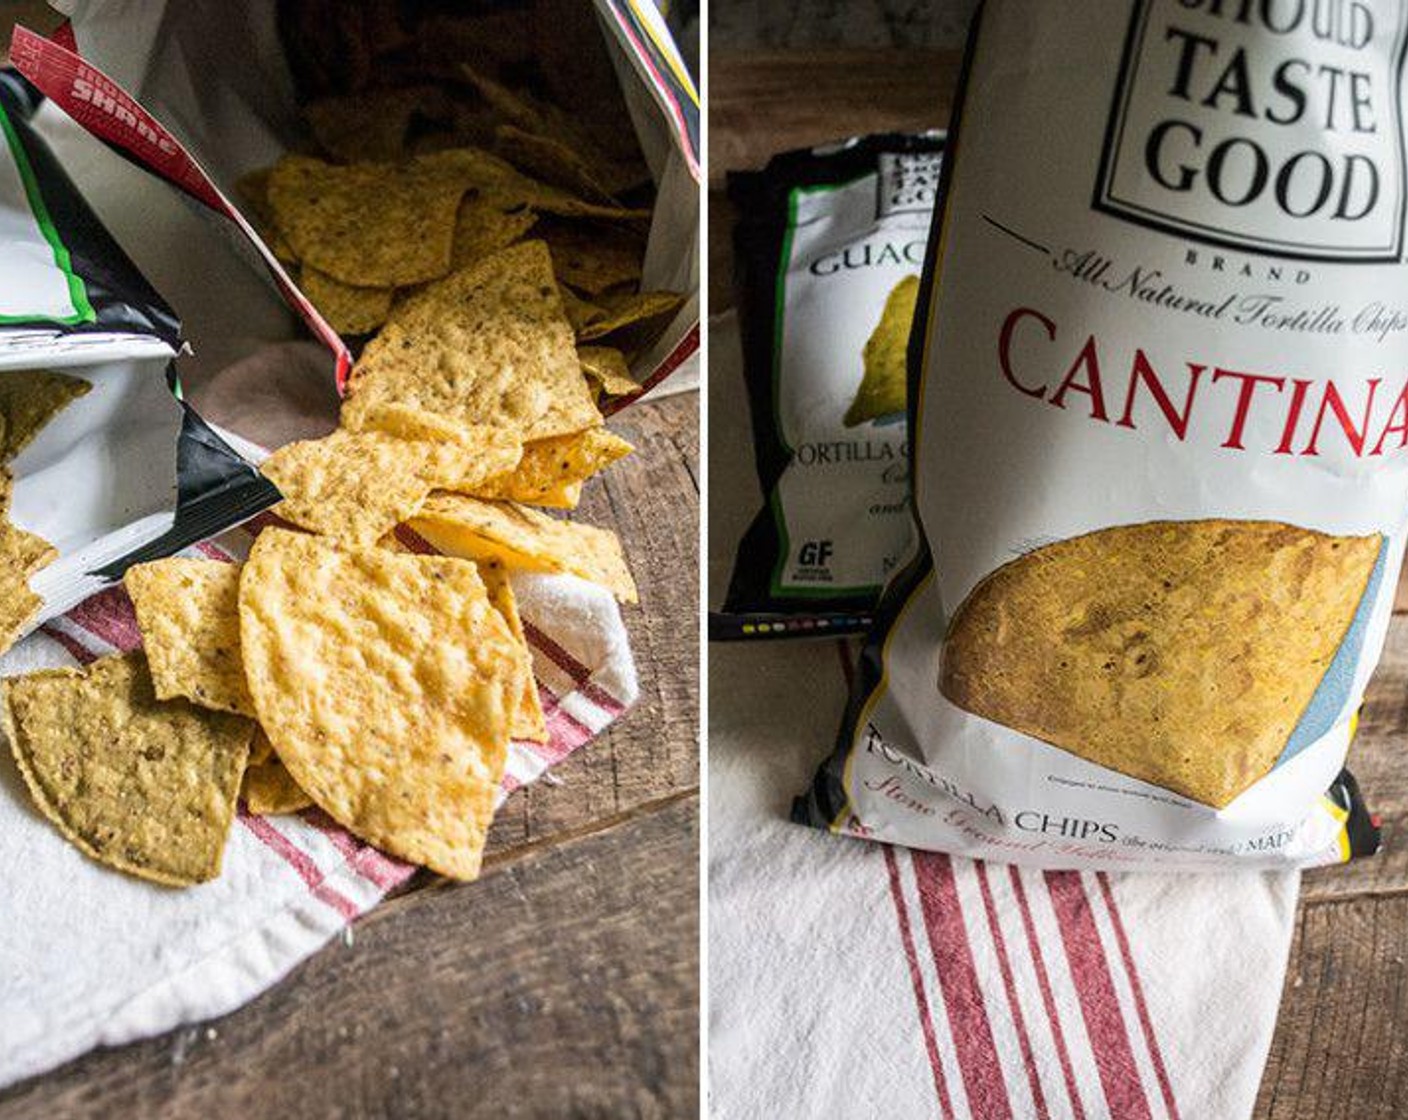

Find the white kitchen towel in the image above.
[
  {"left": 708, "top": 311, "right": 1300, "bottom": 1120},
  {"left": 0, "top": 526, "right": 638, "bottom": 1089}
]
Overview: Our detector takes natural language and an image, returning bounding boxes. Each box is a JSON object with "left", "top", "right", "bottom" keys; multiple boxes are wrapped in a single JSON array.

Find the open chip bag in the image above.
[
  {"left": 0, "top": 0, "right": 695, "bottom": 1088},
  {"left": 800, "top": 0, "right": 1395, "bottom": 872}
]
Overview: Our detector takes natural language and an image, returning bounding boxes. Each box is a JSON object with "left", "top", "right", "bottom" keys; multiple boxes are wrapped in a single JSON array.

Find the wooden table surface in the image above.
[
  {"left": 711, "top": 48, "right": 1408, "bottom": 1120},
  {"left": 0, "top": 388, "right": 700, "bottom": 1116}
]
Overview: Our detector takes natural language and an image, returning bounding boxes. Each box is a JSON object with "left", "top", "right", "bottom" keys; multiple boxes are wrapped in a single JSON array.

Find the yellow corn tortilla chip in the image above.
[
  {"left": 578, "top": 290, "right": 685, "bottom": 344},
  {"left": 239, "top": 529, "right": 521, "bottom": 880},
  {"left": 0, "top": 370, "right": 91, "bottom": 461},
  {"left": 939, "top": 519, "right": 1382, "bottom": 808},
  {"left": 471, "top": 428, "right": 632, "bottom": 505},
  {"left": 560, "top": 285, "right": 609, "bottom": 337},
  {"left": 578, "top": 346, "right": 641, "bottom": 400},
  {"left": 0, "top": 507, "right": 57, "bottom": 654},
  {"left": 450, "top": 196, "right": 538, "bottom": 269},
  {"left": 411, "top": 494, "right": 637, "bottom": 603},
  {"left": 415, "top": 147, "right": 650, "bottom": 223},
  {"left": 242, "top": 754, "right": 314, "bottom": 816},
  {"left": 125, "top": 558, "right": 256, "bottom": 718},
  {"left": 846, "top": 275, "right": 918, "bottom": 427},
  {"left": 304, "top": 86, "right": 451, "bottom": 164},
  {"left": 495, "top": 125, "right": 617, "bottom": 205},
  {"left": 479, "top": 561, "right": 547, "bottom": 743},
  {"left": 3, "top": 652, "right": 253, "bottom": 886},
  {"left": 300, "top": 266, "right": 393, "bottom": 336},
  {"left": 538, "top": 219, "right": 645, "bottom": 295},
  {"left": 343, "top": 241, "right": 603, "bottom": 442},
  {"left": 267, "top": 154, "right": 470, "bottom": 286},
  {"left": 261, "top": 427, "right": 519, "bottom": 547},
  {"left": 248, "top": 725, "right": 274, "bottom": 767}
]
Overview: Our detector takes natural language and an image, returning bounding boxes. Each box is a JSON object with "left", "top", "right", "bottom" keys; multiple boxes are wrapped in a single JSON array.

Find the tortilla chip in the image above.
[
  {"left": 560, "top": 285, "right": 609, "bottom": 336},
  {"left": 261, "top": 427, "right": 519, "bottom": 547},
  {"left": 410, "top": 494, "right": 637, "bottom": 603},
  {"left": 577, "top": 290, "right": 684, "bottom": 344},
  {"left": 304, "top": 86, "right": 450, "bottom": 164},
  {"left": 125, "top": 558, "right": 256, "bottom": 718},
  {"left": 846, "top": 275, "right": 918, "bottom": 427},
  {"left": 0, "top": 513, "right": 57, "bottom": 654},
  {"left": 414, "top": 147, "right": 650, "bottom": 223},
  {"left": 471, "top": 428, "right": 632, "bottom": 505},
  {"left": 495, "top": 125, "right": 617, "bottom": 205},
  {"left": 267, "top": 154, "right": 469, "bottom": 286},
  {"left": 242, "top": 751, "right": 314, "bottom": 816},
  {"left": 3, "top": 652, "right": 252, "bottom": 885},
  {"left": 343, "top": 241, "right": 603, "bottom": 442},
  {"left": 538, "top": 219, "right": 645, "bottom": 295},
  {"left": 479, "top": 561, "right": 547, "bottom": 743},
  {"left": 0, "top": 370, "right": 92, "bottom": 461},
  {"left": 239, "top": 529, "right": 520, "bottom": 880},
  {"left": 449, "top": 196, "right": 538, "bottom": 269},
  {"left": 300, "top": 266, "right": 393, "bottom": 336},
  {"left": 939, "top": 520, "right": 1383, "bottom": 808},
  {"left": 578, "top": 346, "right": 641, "bottom": 400}
]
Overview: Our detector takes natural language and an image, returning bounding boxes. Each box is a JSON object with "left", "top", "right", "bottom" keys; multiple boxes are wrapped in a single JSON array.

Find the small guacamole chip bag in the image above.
[{"left": 714, "top": 133, "right": 944, "bottom": 640}]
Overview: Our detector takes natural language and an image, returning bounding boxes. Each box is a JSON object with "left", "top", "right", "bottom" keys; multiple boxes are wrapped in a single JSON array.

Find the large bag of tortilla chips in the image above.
[
  {"left": 0, "top": 70, "right": 273, "bottom": 646},
  {"left": 714, "top": 133, "right": 944, "bottom": 640},
  {"left": 801, "top": 0, "right": 1401, "bottom": 870}
]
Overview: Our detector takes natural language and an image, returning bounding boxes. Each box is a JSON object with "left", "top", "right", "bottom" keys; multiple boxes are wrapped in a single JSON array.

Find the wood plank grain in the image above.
[
  {"left": 1254, "top": 894, "right": 1408, "bottom": 1119},
  {"left": 0, "top": 796, "right": 700, "bottom": 1119},
  {"left": 708, "top": 49, "right": 961, "bottom": 186},
  {"left": 485, "top": 391, "right": 700, "bottom": 855}
]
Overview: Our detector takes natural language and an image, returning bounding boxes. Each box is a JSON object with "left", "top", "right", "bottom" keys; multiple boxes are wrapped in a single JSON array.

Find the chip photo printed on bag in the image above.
[
  {"left": 800, "top": 0, "right": 1401, "bottom": 871},
  {"left": 713, "top": 131, "right": 944, "bottom": 641}
]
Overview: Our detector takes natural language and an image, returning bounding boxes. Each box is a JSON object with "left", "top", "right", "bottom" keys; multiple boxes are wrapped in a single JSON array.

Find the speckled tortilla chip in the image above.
[
  {"left": 0, "top": 513, "right": 57, "bottom": 653},
  {"left": 578, "top": 346, "right": 640, "bottom": 400},
  {"left": 300, "top": 266, "right": 393, "bottom": 336},
  {"left": 304, "top": 86, "right": 450, "bottom": 164},
  {"left": 239, "top": 530, "right": 520, "bottom": 880},
  {"left": 578, "top": 290, "right": 685, "bottom": 344},
  {"left": 471, "top": 428, "right": 632, "bottom": 505},
  {"left": 410, "top": 494, "right": 636, "bottom": 603},
  {"left": 125, "top": 558, "right": 255, "bottom": 718},
  {"left": 450, "top": 196, "right": 538, "bottom": 269},
  {"left": 343, "top": 241, "right": 603, "bottom": 441},
  {"left": 478, "top": 561, "right": 547, "bottom": 742},
  {"left": 939, "top": 520, "right": 1383, "bottom": 808},
  {"left": 495, "top": 125, "right": 617, "bottom": 204},
  {"left": 560, "top": 285, "right": 609, "bottom": 337},
  {"left": 241, "top": 748, "right": 314, "bottom": 816},
  {"left": 267, "top": 154, "right": 469, "bottom": 286},
  {"left": 846, "top": 275, "right": 918, "bottom": 427},
  {"left": 261, "top": 427, "right": 519, "bottom": 547},
  {"left": 415, "top": 147, "right": 649, "bottom": 222},
  {"left": 539, "top": 219, "right": 645, "bottom": 295},
  {"left": 0, "top": 370, "right": 91, "bottom": 461},
  {"left": 3, "top": 652, "right": 253, "bottom": 885}
]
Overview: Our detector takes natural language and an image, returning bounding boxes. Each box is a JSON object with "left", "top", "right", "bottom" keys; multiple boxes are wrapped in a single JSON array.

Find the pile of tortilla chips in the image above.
[
  {"left": 239, "top": 1, "right": 683, "bottom": 400},
  {"left": 0, "top": 370, "right": 92, "bottom": 652},
  {"left": 2, "top": 5, "right": 660, "bottom": 888}
]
